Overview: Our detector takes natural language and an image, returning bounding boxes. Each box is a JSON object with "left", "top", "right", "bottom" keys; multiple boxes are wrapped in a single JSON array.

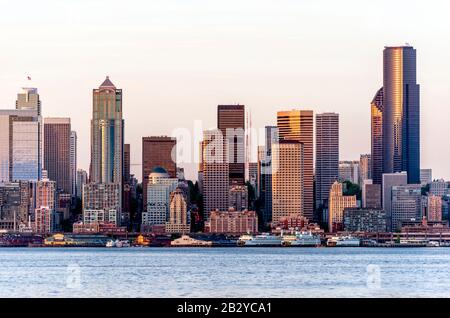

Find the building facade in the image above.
[
  {"left": 371, "top": 87, "right": 384, "bottom": 185},
  {"left": 328, "top": 181, "right": 357, "bottom": 232},
  {"left": 271, "top": 140, "right": 304, "bottom": 222},
  {"left": 70, "top": 131, "right": 77, "bottom": 198},
  {"left": 44, "top": 118, "right": 71, "bottom": 194},
  {"left": 205, "top": 209, "right": 258, "bottom": 235},
  {"left": 142, "top": 136, "right": 177, "bottom": 210},
  {"left": 382, "top": 172, "right": 408, "bottom": 230},
  {"left": 315, "top": 113, "right": 339, "bottom": 209},
  {"left": 343, "top": 208, "right": 387, "bottom": 233},
  {"left": 277, "top": 110, "right": 313, "bottom": 220},
  {"left": 427, "top": 195, "right": 442, "bottom": 222},
  {"left": 165, "top": 187, "right": 190, "bottom": 234},
  {"left": 217, "top": 105, "right": 245, "bottom": 186},
  {"left": 383, "top": 46, "right": 420, "bottom": 184},
  {"left": 391, "top": 184, "right": 422, "bottom": 231},
  {"left": 229, "top": 185, "right": 248, "bottom": 212}
]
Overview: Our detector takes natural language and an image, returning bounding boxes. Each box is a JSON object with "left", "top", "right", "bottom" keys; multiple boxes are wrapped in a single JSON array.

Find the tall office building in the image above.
[
  {"left": 382, "top": 172, "right": 408, "bottom": 231},
  {"left": 391, "top": 184, "right": 421, "bottom": 231},
  {"left": 359, "top": 154, "right": 371, "bottom": 186},
  {"left": 277, "top": 110, "right": 313, "bottom": 220},
  {"left": 383, "top": 46, "right": 420, "bottom": 184},
  {"left": 328, "top": 181, "right": 357, "bottom": 232},
  {"left": 259, "top": 126, "right": 278, "bottom": 224},
  {"left": 339, "top": 161, "right": 359, "bottom": 184},
  {"left": 44, "top": 118, "right": 71, "bottom": 194},
  {"left": 142, "top": 136, "right": 177, "bottom": 210},
  {"left": 165, "top": 187, "right": 190, "bottom": 234},
  {"left": 271, "top": 140, "right": 304, "bottom": 223},
  {"left": 217, "top": 105, "right": 245, "bottom": 186},
  {"left": 371, "top": 88, "right": 384, "bottom": 185},
  {"left": 36, "top": 178, "right": 56, "bottom": 212},
  {"left": 90, "top": 76, "right": 123, "bottom": 185},
  {"left": 16, "top": 87, "right": 41, "bottom": 115},
  {"left": 123, "top": 144, "right": 131, "bottom": 184},
  {"left": 202, "top": 130, "right": 229, "bottom": 219},
  {"left": 70, "top": 131, "right": 77, "bottom": 198},
  {"left": 142, "top": 167, "right": 178, "bottom": 227},
  {"left": 315, "top": 113, "right": 339, "bottom": 209},
  {"left": 76, "top": 169, "right": 88, "bottom": 199}
]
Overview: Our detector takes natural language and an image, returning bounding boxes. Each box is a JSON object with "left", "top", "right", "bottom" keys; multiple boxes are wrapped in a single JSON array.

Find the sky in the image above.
[{"left": 0, "top": 0, "right": 449, "bottom": 182}]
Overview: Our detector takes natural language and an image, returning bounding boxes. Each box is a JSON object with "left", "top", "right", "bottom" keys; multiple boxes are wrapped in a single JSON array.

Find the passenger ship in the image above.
[
  {"left": 282, "top": 232, "right": 321, "bottom": 247},
  {"left": 237, "top": 234, "right": 282, "bottom": 247},
  {"left": 326, "top": 235, "right": 360, "bottom": 247}
]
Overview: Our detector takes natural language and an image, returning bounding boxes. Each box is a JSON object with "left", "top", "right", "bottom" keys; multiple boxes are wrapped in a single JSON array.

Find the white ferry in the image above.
[
  {"left": 282, "top": 232, "right": 321, "bottom": 247},
  {"left": 327, "top": 235, "right": 360, "bottom": 247},
  {"left": 237, "top": 234, "right": 282, "bottom": 247}
]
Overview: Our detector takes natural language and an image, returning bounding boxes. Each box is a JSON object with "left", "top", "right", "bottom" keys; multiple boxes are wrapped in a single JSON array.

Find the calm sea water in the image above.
[{"left": 1, "top": 247, "right": 450, "bottom": 298}]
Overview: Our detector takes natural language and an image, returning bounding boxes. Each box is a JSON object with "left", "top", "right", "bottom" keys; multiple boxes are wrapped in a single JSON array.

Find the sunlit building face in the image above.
[{"left": 382, "top": 46, "right": 420, "bottom": 184}]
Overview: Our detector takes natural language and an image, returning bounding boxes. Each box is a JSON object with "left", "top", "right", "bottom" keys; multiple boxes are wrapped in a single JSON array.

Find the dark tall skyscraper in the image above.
[
  {"left": 315, "top": 113, "right": 339, "bottom": 210},
  {"left": 371, "top": 88, "right": 383, "bottom": 185},
  {"left": 123, "top": 144, "right": 131, "bottom": 184},
  {"left": 383, "top": 46, "right": 420, "bottom": 184},
  {"left": 142, "top": 136, "right": 177, "bottom": 211},
  {"left": 44, "top": 118, "right": 71, "bottom": 194},
  {"left": 217, "top": 105, "right": 245, "bottom": 186}
]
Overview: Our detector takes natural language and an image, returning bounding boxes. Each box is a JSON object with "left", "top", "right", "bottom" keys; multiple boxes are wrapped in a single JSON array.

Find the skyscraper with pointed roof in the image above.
[{"left": 90, "top": 76, "right": 124, "bottom": 184}]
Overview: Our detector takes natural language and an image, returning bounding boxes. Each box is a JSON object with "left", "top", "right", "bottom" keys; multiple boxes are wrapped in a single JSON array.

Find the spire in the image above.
[{"left": 99, "top": 76, "right": 116, "bottom": 88}]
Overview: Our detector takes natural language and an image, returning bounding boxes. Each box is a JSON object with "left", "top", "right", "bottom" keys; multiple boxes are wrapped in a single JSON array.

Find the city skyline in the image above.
[{"left": 1, "top": 1, "right": 450, "bottom": 182}]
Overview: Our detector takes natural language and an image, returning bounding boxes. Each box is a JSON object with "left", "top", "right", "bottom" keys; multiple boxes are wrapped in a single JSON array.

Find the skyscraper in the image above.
[
  {"left": 70, "top": 131, "right": 77, "bottom": 198},
  {"left": 142, "top": 136, "right": 177, "bottom": 210},
  {"left": 123, "top": 144, "right": 131, "bottom": 184},
  {"left": 217, "top": 105, "right": 245, "bottom": 186},
  {"left": 44, "top": 118, "right": 71, "bottom": 194},
  {"left": 315, "top": 113, "right": 339, "bottom": 209},
  {"left": 202, "top": 129, "right": 229, "bottom": 219},
  {"left": 76, "top": 169, "right": 88, "bottom": 199},
  {"left": 271, "top": 140, "right": 304, "bottom": 222},
  {"left": 383, "top": 46, "right": 420, "bottom": 184},
  {"left": 16, "top": 88, "right": 41, "bottom": 115},
  {"left": 277, "top": 110, "right": 313, "bottom": 220},
  {"left": 371, "top": 88, "right": 384, "bottom": 185},
  {"left": 165, "top": 187, "right": 190, "bottom": 234},
  {"left": 259, "top": 126, "right": 278, "bottom": 224},
  {"left": 90, "top": 76, "right": 123, "bottom": 184},
  {"left": 359, "top": 154, "right": 371, "bottom": 186}
]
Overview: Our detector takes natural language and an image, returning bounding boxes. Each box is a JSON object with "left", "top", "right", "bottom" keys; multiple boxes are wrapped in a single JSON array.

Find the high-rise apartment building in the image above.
[
  {"left": 277, "top": 110, "right": 313, "bottom": 220},
  {"left": 217, "top": 105, "right": 245, "bottom": 185},
  {"left": 82, "top": 183, "right": 121, "bottom": 225},
  {"left": 383, "top": 46, "right": 420, "bottom": 184},
  {"left": 44, "top": 118, "right": 71, "bottom": 194},
  {"left": 315, "top": 113, "right": 339, "bottom": 209},
  {"left": 142, "top": 136, "right": 177, "bottom": 210},
  {"left": 271, "top": 140, "right": 304, "bottom": 222}
]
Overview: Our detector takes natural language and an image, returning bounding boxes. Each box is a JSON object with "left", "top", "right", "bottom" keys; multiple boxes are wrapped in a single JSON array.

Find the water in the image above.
[{"left": 1, "top": 247, "right": 450, "bottom": 298}]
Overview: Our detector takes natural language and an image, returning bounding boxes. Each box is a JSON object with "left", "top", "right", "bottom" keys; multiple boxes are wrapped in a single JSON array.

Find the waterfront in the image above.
[{"left": 1, "top": 248, "right": 450, "bottom": 298}]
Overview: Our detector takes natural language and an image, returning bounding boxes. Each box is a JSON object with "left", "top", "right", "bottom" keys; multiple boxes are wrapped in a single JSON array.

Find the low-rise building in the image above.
[
  {"left": 343, "top": 208, "right": 387, "bottom": 233},
  {"left": 205, "top": 209, "right": 258, "bottom": 235}
]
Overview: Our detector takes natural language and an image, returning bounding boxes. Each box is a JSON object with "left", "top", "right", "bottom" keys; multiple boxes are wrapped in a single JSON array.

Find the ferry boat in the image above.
[
  {"left": 282, "top": 232, "right": 321, "bottom": 247},
  {"left": 327, "top": 235, "right": 360, "bottom": 247},
  {"left": 237, "top": 233, "right": 282, "bottom": 247},
  {"left": 171, "top": 235, "right": 213, "bottom": 247}
]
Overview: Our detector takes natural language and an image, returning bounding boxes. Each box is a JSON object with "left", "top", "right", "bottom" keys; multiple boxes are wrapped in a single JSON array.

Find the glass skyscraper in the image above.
[
  {"left": 90, "top": 77, "right": 123, "bottom": 184},
  {"left": 383, "top": 46, "right": 420, "bottom": 184}
]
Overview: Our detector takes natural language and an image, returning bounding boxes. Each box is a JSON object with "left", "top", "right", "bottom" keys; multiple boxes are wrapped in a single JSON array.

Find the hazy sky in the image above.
[{"left": 1, "top": 0, "right": 449, "bottom": 181}]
